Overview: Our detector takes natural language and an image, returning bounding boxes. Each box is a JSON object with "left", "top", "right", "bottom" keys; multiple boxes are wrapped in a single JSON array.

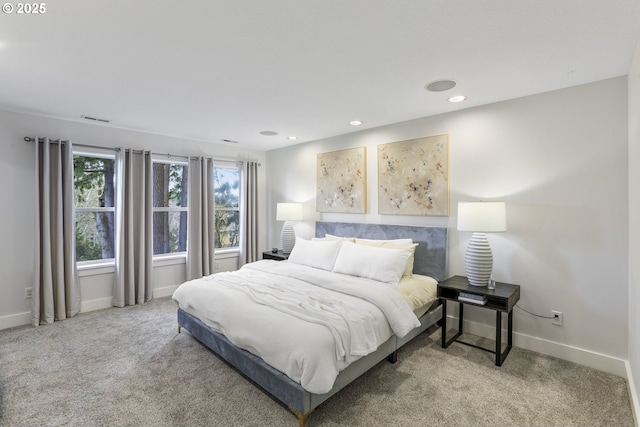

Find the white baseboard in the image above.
[
  {"left": 154, "top": 284, "right": 179, "bottom": 298},
  {"left": 79, "top": 285, "right": 179, "bottom": 312},
  {"left": 0, "top": 301, "right": 116, "bottom": 330},
  {"left": 1, "top": 285, "right": 181, "bottom": 331},
  {"left": 626, "top": 361, "right": 640, "bottom": 427},
  {"left": 447, "top": 315, "right": 627, "bottom": 377},
  {"left": 0, "top": 311, "right": 31, "bottom": 330},
  {"left": 80, "top": 297, "right": 113, "bottom": 313}
]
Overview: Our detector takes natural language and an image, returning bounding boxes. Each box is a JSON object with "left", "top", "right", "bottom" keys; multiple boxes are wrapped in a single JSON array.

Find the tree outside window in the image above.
[
  {"left": 214, "top": 166, "right": 240, "bottom": 249},
  {"left": 74, "top": 154, "right": 116, "bottom": 262},
  {"left": 152, "top": 162, "right": 188, "bottom": 255}
]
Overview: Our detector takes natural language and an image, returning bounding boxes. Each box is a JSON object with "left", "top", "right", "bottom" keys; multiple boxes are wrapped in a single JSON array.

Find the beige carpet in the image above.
[{"left": 0, "top": 297, "right": 634, "bottom": 426}]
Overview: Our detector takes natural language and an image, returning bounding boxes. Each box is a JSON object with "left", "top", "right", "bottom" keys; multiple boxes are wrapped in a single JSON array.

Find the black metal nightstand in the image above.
[
  {"left": 262, "top": 250, "right": 289, "bottom": 261},
  {"left": 438, "top": 275, "right": 520, "bottom": 366}
]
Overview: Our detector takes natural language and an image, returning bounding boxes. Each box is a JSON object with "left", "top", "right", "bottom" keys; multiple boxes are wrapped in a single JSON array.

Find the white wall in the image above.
[
  {"left": 0, "top": 109, "right": 267, "bottom": 328},
  {"left": 0, "top": 77, "right": 630, "bottom": 379},
  {"left": 628, "top": 37, "right": 640, "bottom": 417},
  {"left": 266, "top": 77, "right": 629, "bottom": 375}
]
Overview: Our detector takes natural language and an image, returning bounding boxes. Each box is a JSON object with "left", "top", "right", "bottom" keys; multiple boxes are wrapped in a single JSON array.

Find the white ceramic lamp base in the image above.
[
  {"left": 464, "top": 232, "right": 493, "bottom": 287},
  {"left": 280, "top": 221, "right": 296, "bottom": 253}
]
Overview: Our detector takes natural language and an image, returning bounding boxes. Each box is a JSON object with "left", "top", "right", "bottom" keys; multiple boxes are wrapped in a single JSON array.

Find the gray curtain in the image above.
[
  {"left": 33, "top": 137, "right": 80, "bottom": 326},
  {"left": 186, "top": 156, "right": 215, "bottom": 281},
  {"left": 113, "top": 149, "right": 153, "bottom": 307},
  {"left": 240, "top": 161, "right": 259, "bottom": 265}
]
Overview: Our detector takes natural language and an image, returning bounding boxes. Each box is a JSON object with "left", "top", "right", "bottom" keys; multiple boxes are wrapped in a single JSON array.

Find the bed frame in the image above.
[{"left": 177, "top": 222, "right": 448, "bottom": 426}]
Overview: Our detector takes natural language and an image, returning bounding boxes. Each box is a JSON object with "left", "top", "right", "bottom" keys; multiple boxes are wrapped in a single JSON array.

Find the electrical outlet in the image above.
[
  {"left": 25, "top": 287, "right": 33, "bottom": 299},
  {"left": 552, "top": 310, "right": 563, "bottom": 326},
  {"left": 215, "top": 261, "right": 220, "bottom": 270}
]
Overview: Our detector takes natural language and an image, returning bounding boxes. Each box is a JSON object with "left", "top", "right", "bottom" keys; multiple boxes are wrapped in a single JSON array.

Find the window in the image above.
[
  {"left": 73, "top": 152, "right": 241, "bottom": 263},
  {"left": 74, "top": 153, "right": 116, "bottom": 263},
  {"left": 214, "top": 164, "right": 240, "bottom": 250},
  {"left": 152, "top": 160, "right": 188, "bottom": 256}
]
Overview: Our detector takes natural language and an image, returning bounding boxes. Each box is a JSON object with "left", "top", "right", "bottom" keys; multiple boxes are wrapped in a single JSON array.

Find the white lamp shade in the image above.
[
  {"left": 276, "top": 203, "right": 303, "bottom": 221},
  {"left": 457, "top": 201, "right": 506, "bottom": 232}
]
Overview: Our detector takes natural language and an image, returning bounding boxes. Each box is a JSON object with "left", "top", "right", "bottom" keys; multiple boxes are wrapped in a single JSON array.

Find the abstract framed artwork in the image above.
[
  {"left": 378, "top": 134, "right": 449, "bottom": 216},
  {"left": 316, "top": 147, "right": 367, "bottom": 214}
]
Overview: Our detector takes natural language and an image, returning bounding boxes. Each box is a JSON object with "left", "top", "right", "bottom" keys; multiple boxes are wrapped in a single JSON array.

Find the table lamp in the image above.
[
  {"left": 276, "top": 202, "right": 303, "bottom": 253},
  {"left": 457, "top": 201, "right": 507, "bottom": 286}
]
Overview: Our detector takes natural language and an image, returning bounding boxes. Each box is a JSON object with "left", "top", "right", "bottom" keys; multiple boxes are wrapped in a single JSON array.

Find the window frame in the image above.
[
  {"left": 73, "top": 148, "right": 117, "bottom": 267},
  {"left": 214, "top": 161, "right": 241, "bottom": 254},
  {"left": 151, "top": 156, "right": 189, "bottom": 259}
]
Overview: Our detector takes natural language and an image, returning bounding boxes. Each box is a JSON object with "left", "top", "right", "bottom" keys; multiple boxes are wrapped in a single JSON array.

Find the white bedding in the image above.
[{"left": 172, "top": 260, "right": 422, "bottom": 394}]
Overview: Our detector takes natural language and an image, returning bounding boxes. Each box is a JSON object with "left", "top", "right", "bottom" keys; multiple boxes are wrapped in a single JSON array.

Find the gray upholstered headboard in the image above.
[{"left": 315, "top": 221, "right": 448, "bottom": 282}]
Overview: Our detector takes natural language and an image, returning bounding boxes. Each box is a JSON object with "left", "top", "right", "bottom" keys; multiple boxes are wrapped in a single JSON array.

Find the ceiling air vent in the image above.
[{"left": 81, "top": 115, "right": 110, "bottom": 123}]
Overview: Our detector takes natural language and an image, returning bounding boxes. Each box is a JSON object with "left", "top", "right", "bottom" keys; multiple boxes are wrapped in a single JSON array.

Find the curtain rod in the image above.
[
  {"left": 23, "top": 136, "right": 260, "bottom": 165},
  {"left": 24, "top": 136, "right": 100, "bottom": 152}
]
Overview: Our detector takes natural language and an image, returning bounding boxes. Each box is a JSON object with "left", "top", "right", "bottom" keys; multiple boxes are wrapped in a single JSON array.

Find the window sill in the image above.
[
  {"left": 77, "top": 262, "right": 115, "bottom": 277},
  {"left": 76, "top": 251, "right": 237, "bottom": 275}
]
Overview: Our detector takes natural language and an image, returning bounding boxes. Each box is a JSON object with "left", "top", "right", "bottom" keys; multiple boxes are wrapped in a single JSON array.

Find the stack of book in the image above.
[{"left": 458, "top": 291, "right": 487, "bottom": 305}]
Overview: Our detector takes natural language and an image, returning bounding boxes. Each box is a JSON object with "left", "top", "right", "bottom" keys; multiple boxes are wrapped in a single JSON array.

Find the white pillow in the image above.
[
  {"left": 312, "top": 233, "right": 356, "bottom": 243},
  {"left": 354, "top": 239, "right": 418, "bottom": 277},
  {"left": 287, "top": 238, "right": 342, "bottom": 271},
  {"left": 332, "top": 241, "right": 411, "bottom": 285},
  {"left": 355, "top": 237, "right": 413, "bottom": 245}
]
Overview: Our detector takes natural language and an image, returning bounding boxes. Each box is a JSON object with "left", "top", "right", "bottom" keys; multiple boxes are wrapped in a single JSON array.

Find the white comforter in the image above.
[{"left": 172, "top": 260, "right": 420, "bottom": 394}]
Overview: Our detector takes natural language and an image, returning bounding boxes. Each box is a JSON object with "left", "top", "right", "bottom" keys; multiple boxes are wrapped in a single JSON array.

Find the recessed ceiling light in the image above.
[
  {"left": 349, "top": 120, "right": 363, "bottom": 126},
  {"left": 448, "top": 95, "right": 466, "bottom": 103},
  {"left": 260, "top": 130, "right": 278, "bottom": 136},
  {"left": 425, "top": 79, "right": 457, "bottom": 92},
  {"left": 287, "top": 136, "right": 297, "bottom": 140}
]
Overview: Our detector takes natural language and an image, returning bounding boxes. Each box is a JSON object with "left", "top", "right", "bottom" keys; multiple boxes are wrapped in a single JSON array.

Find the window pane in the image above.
[
  {"left": 153, "top": 163, "right": 188, "bottom": 208},
  {"left": 215, "top": 210, "right": 240, "bottom": 249},
  {"left": 73, "top": 156, "right": 115, "bottom": 208},
  {"left": 153, "top": 211, "right": 188, "bottom": 255},
  {"left": 75, "top": 211, "right": 115, "bottom": 262},
  {"left": 214, "top": 167, "right": 239, "bottom": 208}
]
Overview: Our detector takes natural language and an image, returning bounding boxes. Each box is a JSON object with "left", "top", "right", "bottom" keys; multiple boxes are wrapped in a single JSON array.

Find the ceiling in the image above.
[{"left": 1, "top": 1, "right": 639, "bottom": 151}]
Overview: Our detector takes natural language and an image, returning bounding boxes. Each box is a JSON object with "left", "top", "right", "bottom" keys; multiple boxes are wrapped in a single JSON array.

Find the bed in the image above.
[{"left": 173, "top": 221, "right": 448, "bottom": 426}]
